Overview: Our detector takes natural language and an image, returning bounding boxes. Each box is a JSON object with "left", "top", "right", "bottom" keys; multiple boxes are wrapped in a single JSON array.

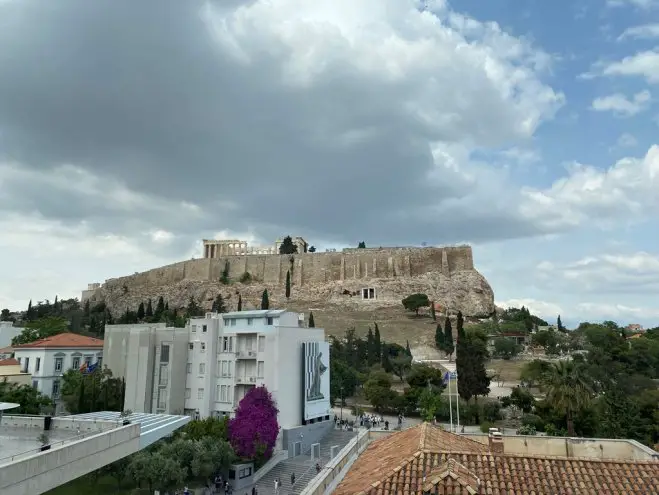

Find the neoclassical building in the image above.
[{"left": 202, "top": 237, "right": 308, "bottom": 258}]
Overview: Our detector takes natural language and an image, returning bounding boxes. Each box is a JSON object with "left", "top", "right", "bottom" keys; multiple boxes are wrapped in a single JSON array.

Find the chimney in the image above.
[{"left": 488, "top": 428, "right": 504, "bottom": 454}]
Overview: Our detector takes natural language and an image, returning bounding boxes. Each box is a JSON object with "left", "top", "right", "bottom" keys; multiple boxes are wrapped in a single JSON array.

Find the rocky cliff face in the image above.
[{"left": 91, "top": 267, "right": 495, "bottom": 318}]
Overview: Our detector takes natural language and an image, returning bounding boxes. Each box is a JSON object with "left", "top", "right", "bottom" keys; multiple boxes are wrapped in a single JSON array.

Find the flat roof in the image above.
[
  {"left": 0, "top": 403, "right": 19, "bottom": 412},
  {"left": 222, "top": 309, "right": 286, "bottom": 318},
  {"left": 0, "top": 426, "right": 81, "bottom": 466},
  {"left": 69, "top": 411, "right": 191, "bottom": 448}
]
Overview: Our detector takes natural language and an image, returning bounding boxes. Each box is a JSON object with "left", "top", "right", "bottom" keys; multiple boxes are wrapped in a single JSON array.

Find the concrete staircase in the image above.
[{"left": 255, "top": 428, "right": 358, "bottom": 495}]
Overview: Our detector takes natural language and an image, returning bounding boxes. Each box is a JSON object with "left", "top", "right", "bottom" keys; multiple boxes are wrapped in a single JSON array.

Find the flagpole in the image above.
[
  {"left": 447, "top": 372, "right": 453, "bottom": 433},
  {"left": 455, "top": 372, "right": 460, "bottom": 433}
]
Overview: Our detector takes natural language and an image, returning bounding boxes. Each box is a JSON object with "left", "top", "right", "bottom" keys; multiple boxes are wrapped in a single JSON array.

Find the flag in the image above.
[
  {"left": 79, "top": 362, "right": 88, "bottom": 373},
  {"left": 84, "top": 363, "right": 98, "bottom": 375},
  {"left": 443, "top": 372, "right": 450, "bottom": 384}
]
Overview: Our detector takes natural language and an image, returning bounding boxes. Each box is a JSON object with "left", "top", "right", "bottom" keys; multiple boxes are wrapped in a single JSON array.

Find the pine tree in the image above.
[
  {"left": 557, "top": 315, "right": 564, "bottom": 332},
  {"left": 430, "top": 301, "right": 436, "bottom": 321},
  {"left": 186, "top": 296, "right": 201, "bottom": 318},
  {"left": 279, "top": 236, "right": 298, "bottom": 254},
  {"left": 137, "top": 302, "right": 145, "bottom": 320},
  {"left": 456, "top": 311, "right": 465, "bottom": 339},
  {"left": 405, "top": 340, "right": 412, "bottom": 356},
  {"left": 53, "top": 296, "right": 59, "bottom": 314},
  {"left": 285, "top": 270, "right": 291, "bottom": 299},
  {"left": 212, "top": 294, "right": 227, "bottom": 313},
  {"left": 381, "top": 343, "right": 392, "bottom": 372},
  {"left": 145, "top": 299, "right": 153, "bottom": 318},
  {"left": 308, "top": 311, "right": 315, "bottom": 327},
  {"left": 237, "top": 294, "right": 242, "bottom": 311},
  {"left": 261, "top": 290, "right": 270, "bottom": 310}
]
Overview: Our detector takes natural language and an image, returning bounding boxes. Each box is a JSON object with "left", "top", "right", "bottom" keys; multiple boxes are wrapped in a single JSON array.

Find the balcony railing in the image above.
[
  {"left": 235, "top": 376, "right": 257, "bottom": 384},
  {"left": 235, "top": 350, "right": 257, "bottom": 359}
]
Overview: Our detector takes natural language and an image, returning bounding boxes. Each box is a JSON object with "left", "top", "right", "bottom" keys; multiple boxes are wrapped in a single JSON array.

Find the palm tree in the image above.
[{"left": 543, "top": 361, "right": 593, "bottom": 436}]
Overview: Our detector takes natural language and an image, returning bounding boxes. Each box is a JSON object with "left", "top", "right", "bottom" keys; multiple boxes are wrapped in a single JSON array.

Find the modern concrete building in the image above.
[
  {"left": 12, "top": 334, "right": 104, "bottom": 412},
  {"left": 103, "top": 309, "right": 330, "bottom": 431},
  {"left": 0, "top": 321, "right": 22, "bottom": 349}
]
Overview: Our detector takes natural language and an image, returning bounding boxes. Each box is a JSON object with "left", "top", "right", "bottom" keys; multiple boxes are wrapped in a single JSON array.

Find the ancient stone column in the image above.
[{"left": 205, "top": 244, "right": 209, "bottom": 258}]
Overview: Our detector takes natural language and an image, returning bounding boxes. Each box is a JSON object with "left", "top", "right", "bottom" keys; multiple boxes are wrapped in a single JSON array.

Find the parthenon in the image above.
[{"left": 202, "top": 237, "right": 308, "bottom": 258}]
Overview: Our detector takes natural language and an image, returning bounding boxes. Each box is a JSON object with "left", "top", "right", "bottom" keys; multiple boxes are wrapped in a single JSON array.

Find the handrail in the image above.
[{"left": 0, "top": 429, "right": 108, "bottom": 464}]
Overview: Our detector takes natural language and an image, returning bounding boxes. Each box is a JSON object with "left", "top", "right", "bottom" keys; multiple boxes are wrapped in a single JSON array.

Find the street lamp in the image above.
[{"left": 340, "top": 385, "right": 344, "bottom": 423}]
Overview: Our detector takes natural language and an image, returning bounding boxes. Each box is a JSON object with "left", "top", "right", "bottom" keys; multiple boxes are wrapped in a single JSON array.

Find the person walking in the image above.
[
  {"left": 291, "top": 472, "right": 296, "bottom": 486},
  {"left": 274, "top": 477, "right": 280, "bottom": 494}
]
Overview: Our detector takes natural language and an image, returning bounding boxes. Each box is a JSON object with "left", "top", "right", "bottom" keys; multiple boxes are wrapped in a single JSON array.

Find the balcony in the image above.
[
  {"left": 235, "top": 350, "right": 257, "bottom": 359},
  {"left": 234, "top": 375, "right": 257, "bottom": 384}
]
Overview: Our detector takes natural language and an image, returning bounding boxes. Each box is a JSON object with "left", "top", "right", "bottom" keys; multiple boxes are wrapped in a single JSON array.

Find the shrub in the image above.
[
  {"left": 228, "top": 386, "right": 279, "bottom": 462},
  {"left": 516, "top": 424, "right": 537, "bottom": 436},
  {"left": 482, "top": 400, "right": 502, "bottom": 422},
  {"left": 480, "top": 421, "right": 494, "bottom": 433},
  {"left": 521, "top": 413, "right": 545, "bottom": 431},
  {"left": 239, "top": 272, "right": 252, "bottom": 283}
]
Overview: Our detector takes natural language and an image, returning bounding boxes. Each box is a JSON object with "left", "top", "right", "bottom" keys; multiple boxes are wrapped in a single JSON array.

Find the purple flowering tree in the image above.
[{"left": 228, "top": 386, "right": 280, "bottom": 462}]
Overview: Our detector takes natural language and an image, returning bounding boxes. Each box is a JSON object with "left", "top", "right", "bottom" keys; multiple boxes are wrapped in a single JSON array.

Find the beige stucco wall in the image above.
[{"left": 0, "top": 364, "right": 31, "bottom": 386}]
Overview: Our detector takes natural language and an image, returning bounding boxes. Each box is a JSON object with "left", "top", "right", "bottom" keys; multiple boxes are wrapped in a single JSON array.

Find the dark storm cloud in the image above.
[{"left": 0, "top": 0, "right": 551, "bottom": 248}]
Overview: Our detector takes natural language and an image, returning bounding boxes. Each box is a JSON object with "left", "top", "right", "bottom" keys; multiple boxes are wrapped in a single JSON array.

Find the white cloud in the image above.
[
  {"left": 576, "top": 302, "right": 659, "bottom": 320},
  {"left": 591, "top": 90, "right": 651, "bottom": 116},
  {"left": 500, "top": 147, "right": 541, "bottom": 164},
  {"left": 616, "top": 133, "right": 638, "bottom": 147},
  {"left": 600, "top": 50, "right": 659, "bottom": 84},
  {"left": 496, "top": 298, "right": 563, "bottom": 321},
  {"left": 519, "top": 145, "right": 659, "bottom": 230},
  {"left": 607, "top": 0, "right": 659, "bottom": 9},
  {"left": 618, "top": 23, "right": 659, "bottom": 40}
]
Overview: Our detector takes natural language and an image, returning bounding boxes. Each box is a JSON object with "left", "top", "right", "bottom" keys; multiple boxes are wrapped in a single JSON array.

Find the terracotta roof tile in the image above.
[
  {"left": 12, "top": 333, "right": 104, "bottom": 349},
  {"left": 0, "top": 358, "right": 19, "bottom": 366},
  {"left": 0, "top": 345, "right": 13, "bottom": 353},
  {"left": 334, "top": 424, "right": 659, "bottom": 495}
]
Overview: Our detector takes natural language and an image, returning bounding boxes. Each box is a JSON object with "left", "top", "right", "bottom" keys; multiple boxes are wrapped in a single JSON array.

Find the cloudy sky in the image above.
[{"left": 1, "top": 0, "right": 658, "bottom": 328}]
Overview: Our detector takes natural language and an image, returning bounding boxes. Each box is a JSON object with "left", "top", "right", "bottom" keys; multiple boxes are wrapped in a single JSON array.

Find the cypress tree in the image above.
[
  {"left": 77, "top": 379, "right": 86, "bottom": 414},
  {"left": 308, "top": 311, "right": 315, "bottom": 327},
  {"left": 137, "top": 302, "right": 145, "bottom": 320},
  {"left": 435, "top": 323, "right": 445, "bottom": 350},
  {"left": 145, "top": 299, "right": 153, "bottom": 318},
  {"left": 84, "top": 299, "right": 91, "bottom": 317},
  {"left": 443, "top": 317, "right": 454, "bottom": 360},
  {"left": 237, "top": 294, "right": 242, "bottom": 311},
  {"left": 405, "top": 340, "right": 412, "bottom": 356},
  {"left": 26, "top": 299, "right": 34, "bottom": 321},
  {"left": 155, "top": 296, "right": 165, "bottom": 318},
  {"left": 367, "top": 327, "right": 376, "bottom": 366},
  {"left": 261, "top": 290, "right": 270, "bottom": 310},
  {"left": 373, "top": 323, "right": 382, "bottom": 361},
  {"left": 285, "top": 270, "right": 291, "bottom": 299}
]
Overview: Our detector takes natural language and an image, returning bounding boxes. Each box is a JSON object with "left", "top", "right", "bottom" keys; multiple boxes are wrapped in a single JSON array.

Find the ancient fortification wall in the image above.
[{"left": 103, "top": 246, "right": 475, "bottom": 289}]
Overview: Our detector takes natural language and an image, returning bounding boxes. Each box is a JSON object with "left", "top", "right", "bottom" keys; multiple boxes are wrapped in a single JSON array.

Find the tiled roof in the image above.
[
  {"left": 12, "top": 333, "right": 104, "bottom": 349},
  {"left": 335, "top": 423, "right": 488, "bottom": 495},
  {"left": 0, "top": 346, "right": 13, "bottom": 354},
  {"left": 0, "top": 358, "right": 19, "bottom": 366},
  {"left": 334, "top": 424, "right": 659, "bottom": 495}
]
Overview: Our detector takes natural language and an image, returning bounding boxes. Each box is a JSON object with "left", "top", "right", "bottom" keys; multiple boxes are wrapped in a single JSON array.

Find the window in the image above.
[
  {"left": 192, "top": 325, "right": 197, "bottom": 333},
  {"left": 227, "top": 386, "right": 232, "bottom": 403},
  {"left": 222, "top": 337, "right": 228, "bottom": 352},
  {"left": 217, "top": 360, "right": 222, "bottom": 377},
  {"left": 229, "top": 337, "right": 233, "bottom": 352},
  {"left": 230, "top": 319, "right": 236, "bottom": 327},
  {"left": 157, "top": 388, "right": 168, "bottom": 409},
  {"left": 161, "top": 344, "right": 170, "bottom": 363},
  {"left": 32, "top": 380, "right": 38, "bottom": 389},
  {"left": 266, "top": 317, "right": 273, "bottom": 325},
  {"left": 54, "top": 357, "right": 63, "bottom": 372},
  {"left": 185, "top": 388, "right": 191, "bottom": 399},
  {"left": 35, "top": 357, "right": 40, "bottom": 372},
  {"left": 246, "top": 338, "right": 253, "bottom": 351},
  {"left": 362, "top": 287, "right": 376, "bottom": 299},
  {"left": 257, "top": 361, "right": 264, "bottom": 378},
  {"left": 201, "top": 342, "right": 206, "bottom": 352},
  {"left": 221, "top": 361, "right": 228, "bottom": 376},
  {"left": 247, "top": 318, "right": 253, "bottom": 325},
  {"left": 219, "top": 385, "right": 227, "bottom": 402},
  {"left": 186, "top": 363, "right": 192, "bottom": 374},
  {"left": 72, "top": 357, "right": 81, "bottom": 370},
  {"left": 197, "top": 388, "right": 204, "bottom": 400},
  {"left": 159, "top": 364, "right": 168, "bottom": 386},
  {"left": 202, "top": 324, "right": 207, "bottom": 333},
  {"left": 239, "top": 467, "right": 252, "bottom": 479},
  {"left": 84, "top": 356, "right": 93, "bottom": 366},
  {"left": 199, "top": 363, "right": 206, "bottom": 375},
  {"left": 258, "top": 336, "right": 265, "bottom": 352},
  {"left": 22, "top": 357, "right": 29, "bottom": 373},
  {"left": 189, "top": 342, "right": 194, "bottom": 350},
  {"left": 52, "top": 380, "right": 60, "bottom": 397}
]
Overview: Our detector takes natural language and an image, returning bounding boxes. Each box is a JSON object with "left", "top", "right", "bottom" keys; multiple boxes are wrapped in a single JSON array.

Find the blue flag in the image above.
[
  {"left": 84, "top": 362, "right": 98, "bottom": 374},
  {"left": 443, "top": 372, "right": 450, "bottom": 383}
]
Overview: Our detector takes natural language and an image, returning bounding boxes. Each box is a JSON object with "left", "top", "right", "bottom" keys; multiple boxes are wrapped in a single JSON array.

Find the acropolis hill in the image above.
[{"left": 84, "top": 238, "right": 495, "bottom": 342}]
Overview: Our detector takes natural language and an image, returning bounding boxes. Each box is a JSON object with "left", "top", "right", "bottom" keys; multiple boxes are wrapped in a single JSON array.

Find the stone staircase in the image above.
[{"left": 255, "top": 428, "right": 358, "bottom": 495}]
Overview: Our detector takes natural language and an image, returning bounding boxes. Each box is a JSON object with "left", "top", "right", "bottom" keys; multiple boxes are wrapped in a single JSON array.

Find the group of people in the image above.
[{"left": 273, "top": 472, "right": 298, "bottom": 494}]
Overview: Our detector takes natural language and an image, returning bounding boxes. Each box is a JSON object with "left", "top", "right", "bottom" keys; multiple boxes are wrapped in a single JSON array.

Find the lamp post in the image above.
[{"left": 340, "top": 385, "right": 344, "bottom": 423}]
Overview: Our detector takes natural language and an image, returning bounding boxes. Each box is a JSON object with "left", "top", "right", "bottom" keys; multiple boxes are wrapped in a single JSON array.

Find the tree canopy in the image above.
[
  {"left": 278, "top": 236, "right": 298, "bottom": 254},
  {"left": 229, "top": 386, "right": 280, "bottom": 462},
  {"left": 402, "top": 293, "right": 430, "bottom": 315}
]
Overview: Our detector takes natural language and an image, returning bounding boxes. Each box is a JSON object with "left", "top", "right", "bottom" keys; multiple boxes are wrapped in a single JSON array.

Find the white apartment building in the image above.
[
  {"left": 12, "top": 333, "right": 104, "bottom": 412},
  {"left": 103, "top": 309, "right": 329, "bottom": 430}
]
